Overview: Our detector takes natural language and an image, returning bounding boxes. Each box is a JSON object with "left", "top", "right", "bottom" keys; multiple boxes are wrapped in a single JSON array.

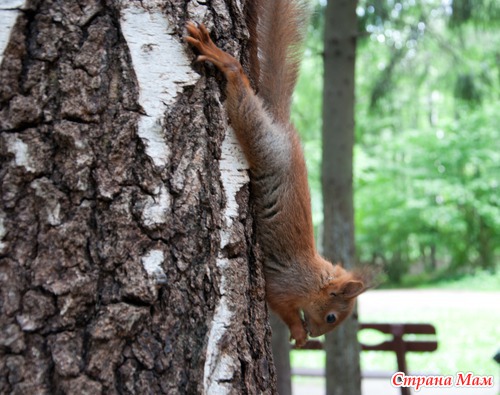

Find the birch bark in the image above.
[{"left": 0, "top": 1, "right": 274, "bottom": 393}]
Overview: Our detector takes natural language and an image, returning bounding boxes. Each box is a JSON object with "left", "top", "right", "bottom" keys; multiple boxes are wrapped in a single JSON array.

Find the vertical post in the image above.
[
  {"left": 322, "top": 0, "right": 361, "bottom": 394},
  {"left": 270, "top": 312, "right": 293, "bottom": 395},
  {"left": 393, "top": 325, "right": 410, "bottom": 395}
]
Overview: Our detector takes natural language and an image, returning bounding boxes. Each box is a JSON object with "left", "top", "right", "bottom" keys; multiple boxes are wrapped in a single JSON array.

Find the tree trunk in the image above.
[
  {"left": 270, "top": 313, "right": 292, "bottom": 395},
  {"left": 322, "top": 1, "right": 361, "bottom": 395},
  {"left": 0, "top": 1, "right": 275, "bottom": 394}
]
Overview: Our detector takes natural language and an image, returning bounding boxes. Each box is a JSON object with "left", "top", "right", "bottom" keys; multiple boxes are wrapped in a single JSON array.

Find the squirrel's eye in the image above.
[{"left": 326, "top": 313, "right": 337, "bottom": 324}]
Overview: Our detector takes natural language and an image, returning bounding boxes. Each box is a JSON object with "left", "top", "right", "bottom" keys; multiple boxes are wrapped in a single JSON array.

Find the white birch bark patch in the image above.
[
  {"left": 203, "top": 258, "right": 237, "bottom": 395},
  {"left": 4, "top": 133, "right": 35, "bottom": 172},
  {"left": 0, "top": 209, "right": 6, "bottom": 253},
  {"left": 119, "top": 2, "right": 197, "bottom": 169},
  {"left": 204, "top": 131, "right": 249, "bottom": 393},
  {"left": 141, "top": 249, "right": 166, "bottom": 282},
  {"left": 0, "top": 1, "right": 25, "bottom": 64},
  {"left": 141, "top": 184, "right": 172, "bottom": 228}
]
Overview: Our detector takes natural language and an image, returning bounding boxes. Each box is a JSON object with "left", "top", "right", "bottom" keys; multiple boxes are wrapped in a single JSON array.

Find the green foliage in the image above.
[
  {"left": 293, "top": 0, "right": 500, "bottom": 283},
  {"left": 291, "top": 5, "right": 324, "bottom": 226},
  {"left": 356, "top": 101, "right": 500, "bottom": 278},
  {"left": 354, "top": 0, "right": 500, "bottom": 278},
  {"left": 449, "top": 0, "right": 500, "bottom": 27}
]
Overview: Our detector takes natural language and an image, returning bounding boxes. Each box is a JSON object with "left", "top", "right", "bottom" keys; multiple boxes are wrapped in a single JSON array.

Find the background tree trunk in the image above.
[
  {"left": 270, "top": 313, "right": 292, "bottom": 395},
  {"left": 0, "top": 1, "right": 275, "bottom": 394},
  {"left": 322, "top": 1, "right": 361, "bottom": 395}
]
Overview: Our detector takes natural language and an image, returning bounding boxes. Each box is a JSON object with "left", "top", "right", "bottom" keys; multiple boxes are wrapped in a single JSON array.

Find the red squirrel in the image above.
[{"left": 185, "top": 0, "right": 369, "bottom": 347}]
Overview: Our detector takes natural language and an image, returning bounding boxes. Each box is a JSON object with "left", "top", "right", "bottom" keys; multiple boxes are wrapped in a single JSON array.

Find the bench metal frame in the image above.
[{"left": 293, "top": 323, "right": 438, "bottom": 395}]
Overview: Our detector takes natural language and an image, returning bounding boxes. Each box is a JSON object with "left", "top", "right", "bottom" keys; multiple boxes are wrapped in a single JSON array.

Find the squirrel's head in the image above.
[{"left": 302, "top": 263, "right": 371, "bottom": 337}]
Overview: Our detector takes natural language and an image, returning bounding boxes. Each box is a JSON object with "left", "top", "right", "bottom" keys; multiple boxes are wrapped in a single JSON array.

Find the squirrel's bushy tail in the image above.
[{"left": 257, "top": 0, "right": 309, "bottom": 124}]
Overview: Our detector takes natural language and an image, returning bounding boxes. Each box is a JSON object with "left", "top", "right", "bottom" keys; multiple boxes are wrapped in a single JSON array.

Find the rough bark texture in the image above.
[
  {"left": 0, "top": 0, "right": 274, "bottom": 394},
  {"left": 322, "top": 1, "right": 361, "bottom": 395}
]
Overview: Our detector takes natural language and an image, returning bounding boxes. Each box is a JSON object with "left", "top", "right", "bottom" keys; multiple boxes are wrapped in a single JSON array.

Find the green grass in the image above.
[
  {"left": 291, "top": 271, "right": 500, "bottom": 378},
  {"left": 413, "top": 268, "right": 500, "bottom": 291}
]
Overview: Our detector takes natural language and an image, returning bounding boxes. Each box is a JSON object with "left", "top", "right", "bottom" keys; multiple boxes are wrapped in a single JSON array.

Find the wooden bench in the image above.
[{"left": 292, "top": 323, "right": 438, "bottom": 395}]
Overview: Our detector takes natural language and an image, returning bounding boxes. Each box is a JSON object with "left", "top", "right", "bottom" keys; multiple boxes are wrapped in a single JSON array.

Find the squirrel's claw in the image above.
[
  {"left": 198, "top": 23, "right": 211, "bottom": 41},
  {"left": 196, "top": 55, "right": 209, "bottom": 63},
  {"left": 185, "top": 21, "right": 201, "bottom": 40},
  {"left": 185, "top": 21, "right": 229, "bottom": 71}
]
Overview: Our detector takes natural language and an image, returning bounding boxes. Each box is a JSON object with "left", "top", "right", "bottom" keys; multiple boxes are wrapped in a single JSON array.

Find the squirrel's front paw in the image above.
[
  {"left": 185, "top": 22, "right": 224, "bottom": 67},
  {"left": 290, "top": 324, "right": 308, "bottom": 348}
]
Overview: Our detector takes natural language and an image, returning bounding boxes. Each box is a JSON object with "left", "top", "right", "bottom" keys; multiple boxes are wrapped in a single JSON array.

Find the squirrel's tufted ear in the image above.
[{"left": 340, "top": 280, "right": 365, "bottom": 299}]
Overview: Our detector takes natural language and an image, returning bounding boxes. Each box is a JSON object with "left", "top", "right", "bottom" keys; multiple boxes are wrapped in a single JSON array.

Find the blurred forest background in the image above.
[{"left": 293, "top": 0, "right": 499, "bottom": 286}]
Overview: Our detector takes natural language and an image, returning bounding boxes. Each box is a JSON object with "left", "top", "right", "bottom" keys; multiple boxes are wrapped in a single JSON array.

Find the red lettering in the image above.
[
  {"left": 414, "top": 377, "right": 425, "bottom": 391},
  {"left": 391, "top": 372, "right": 404, "bottom": 387},
  {"left": 456, "top": 372, "right": 472, "bottom": 386},
  {"left": 391, "top": 372, "right": 491, "bottom": 390},
  {"left": 456, "top": 372, "right": 494, "bottom": 387}
]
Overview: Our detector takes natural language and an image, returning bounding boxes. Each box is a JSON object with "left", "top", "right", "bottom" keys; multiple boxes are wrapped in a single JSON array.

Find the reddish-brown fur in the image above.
[{"left": 185, "top": 1, "right": 371, "bottom": 347}]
